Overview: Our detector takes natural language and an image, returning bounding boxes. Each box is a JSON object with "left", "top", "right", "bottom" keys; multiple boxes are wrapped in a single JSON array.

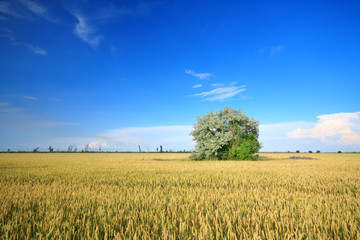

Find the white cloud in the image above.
[
  {"left": 0, "top": 2, "right": 25, "bottom": 19},
  {"left": 259, "top": 121, "right": 316, "bottom": 152},
  {"left": 270, "top": 45, "right": 286, "bottom": 56},
  {"left": 52, "top": 125, "right": 194, "bottom": 151},
  {"left": 73, "top": 14, "right": 101, "bottom": 47},
  {"left": 18, "top": 0, "right": 47, "bottom": 17},
  {"left": 287, "top": 112, "right": 360, "bottom": 146},
  {"left": 0, "top": 0, "right": 56, "bottom": 22},
  {"left": 1, "top": 29, "right": 47, "bottom": 55},
  {"left": 24, "top": 44, "right": 47, "bottom": 55},
  {"left": 88, "top": 141, "right": 108, "bottom": 149},
  {"left": 22, "top": 95, "right": 38, "bottom": 100},
  {"left": 0, "top": 102, "right": 22, "bottom": 114},
  {"left": 192, "top": 84, "right": 202, "bottom": 89},
  {"left": 185, "top": 69, "right": 212, "bottom": 80},
  {"left": 193, "top": 85, "right": 246, "bottom": 101},
  {"left": 211, "top": 83, "right": 224, "bottom": 87},
  {"left": 99, "top": 125, "right": 194, "bottom": 150},
  {"left": 259, "top": 45, "right": 286, "bottom": 57},
  {"left": 0, "top": 102, "right": 8, "bottom": 107}
]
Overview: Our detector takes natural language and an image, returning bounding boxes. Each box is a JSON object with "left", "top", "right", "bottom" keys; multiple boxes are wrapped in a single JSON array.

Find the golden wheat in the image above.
[{"left": 0, "top": 153, "right": 359, "bottom": 239}]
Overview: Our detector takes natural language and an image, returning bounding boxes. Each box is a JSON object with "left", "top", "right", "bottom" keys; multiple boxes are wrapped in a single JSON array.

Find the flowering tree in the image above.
[{"left": 190, "top": 107, "right": 261, "bottom": 160}]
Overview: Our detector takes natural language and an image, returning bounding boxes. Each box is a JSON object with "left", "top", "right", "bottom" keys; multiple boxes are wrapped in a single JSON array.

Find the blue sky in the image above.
[{"left": 1, "top": 0, "right": 360, "bottom": 152}]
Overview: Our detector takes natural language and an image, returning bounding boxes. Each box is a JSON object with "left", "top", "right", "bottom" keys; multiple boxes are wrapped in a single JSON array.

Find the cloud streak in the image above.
[
  {"left": 185, "top": 69, "right": 212, "bottom": 80},
  {"left": 193, "top": 85, "right": 246, "bottom": 101},
  {"left": 18, "top": 0, "right": 47, "bottom": 17},
  {"left": 0, "top": 2, "right": 26, "bottom": 19},
  {"left": 287, "top": 112, "right": 360, "bottom": 146},
  {"left": 270, "top": 45, "right": 286, "bottom": 56},
  {"left": 1, "top": 29, "right": 47, "bottom": 55},
  {"left": 73, "top": 14, "right": 101, "bottom": 47},
  {"left": 24, "top": 43, "right": 47, "bottom": 55},
  {"left": 22, "top": 96, "right": 38, "bottom": 100},
  {"left": 192, "top": 84, "right": 202, "bottom": 89},
  {"left": 0, "top": 102, "right": 22, "bottom": 114},
  {"left": 259, "top": 45, "right": 286, "bottom": 57}
]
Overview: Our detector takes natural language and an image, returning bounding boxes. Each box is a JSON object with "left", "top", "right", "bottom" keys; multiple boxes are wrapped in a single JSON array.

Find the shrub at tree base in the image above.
[{"left": 190, "top": 107, "right": 261, "bottom": 161}]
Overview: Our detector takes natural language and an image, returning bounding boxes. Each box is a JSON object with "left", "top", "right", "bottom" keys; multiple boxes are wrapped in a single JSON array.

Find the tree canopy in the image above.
[{"left": 190, "top": 107, "right": 261, "bottom": 160}]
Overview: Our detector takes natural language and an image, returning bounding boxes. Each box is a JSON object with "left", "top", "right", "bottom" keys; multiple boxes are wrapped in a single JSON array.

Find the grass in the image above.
[{"left": 0, "top": 153, "right": 359, "bottom": 239}]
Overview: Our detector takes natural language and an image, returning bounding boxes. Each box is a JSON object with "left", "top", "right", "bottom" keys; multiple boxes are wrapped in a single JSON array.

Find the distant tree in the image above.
[
  {"left": 48, "top": 146, "right": 54, "bottom": 152},
  {"left": 68, "top": 145, "right": 74, "bottom": 152},
  {"left": 296, "top": 150, "right": 300, "bottom": 153},
  {"left": 308, "top": 150, "right": 313, "bottom": 153},
  {"left": 338, "top": 150, "right": 342, "bottom": 153},
  {"left": 316, "top": 150, "right": 320, "bottom": 153},
  {"left": 7, "top": 148, "right": 11, "bottom": 153},
  {"left": 138, "top": 145, "right": 142, "bottom": 153},
  {"left": 160, "top": 145, "right": 163, "bottom": 153},
  {"left": 85, "top": 144, "right": 89, "bottom": 152},
  {"left": 156, "top": 147, "right": 159, "bottom": 152},
  {"left": 33, "top": 147, "right": 39, "bottom": 153},
  {"left": 190, "top": 107, "right": 260, "bottom": 161}
]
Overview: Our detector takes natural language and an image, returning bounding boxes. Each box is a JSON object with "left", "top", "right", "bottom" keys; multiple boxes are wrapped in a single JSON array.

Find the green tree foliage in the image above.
[
  {"left": 189, "top": 107, "right": 261, "bottom": 160},
  {"left": 48, "top": 146, "right": 54, "bottom": 153}
]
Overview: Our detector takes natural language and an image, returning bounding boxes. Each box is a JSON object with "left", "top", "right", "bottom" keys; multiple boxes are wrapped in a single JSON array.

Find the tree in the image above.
[
  {"left": 32, "top": 147, "right": 39, "bottom": 153},
  {"left": 48, "top": 146, "right": 54, "bottom": 152},
  {"left": 67, "top": 145, "right": 74, "bottom": 152},
  {"left": 160, "top": 145, "right": 163, "bottom": 153},
  {"left": 190, "top": 107, "right": 260, "bottom": 160}
]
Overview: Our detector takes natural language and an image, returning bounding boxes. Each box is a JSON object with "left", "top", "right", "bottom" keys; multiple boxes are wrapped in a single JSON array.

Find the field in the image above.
[{"left": 0, "top": 153, "right": 359, "bottom": 239}]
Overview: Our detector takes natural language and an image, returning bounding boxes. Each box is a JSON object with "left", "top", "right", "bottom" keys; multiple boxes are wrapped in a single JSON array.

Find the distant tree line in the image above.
[{"left": 2, "top": 144, "right": 194, "bottom": 153}]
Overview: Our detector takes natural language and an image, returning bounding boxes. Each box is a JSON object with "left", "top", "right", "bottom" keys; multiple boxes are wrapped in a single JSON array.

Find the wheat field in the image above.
[{"left": 0, "top": 153, "right": 359, "bottom": 239}]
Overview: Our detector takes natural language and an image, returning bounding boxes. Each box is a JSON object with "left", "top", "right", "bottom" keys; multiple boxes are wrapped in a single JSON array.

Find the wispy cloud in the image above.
[
  {"left": 0, "top": 102, "right": 22, "bottom": 114},
  {"left": 0, "top": 0, "right": 56, "bottom": 21},
  {"left": 270, "top": 45, "right": 286, "bottom": 56},
  {"left": 0, "top": 2, "right": 26, "bottom": 19},
  {"left": 192, "top": 84, "right": 202, "bottom": 89},
  {"left": 73, "top": 13, "right": 101, "bottom": 47},
  {"left": 1, "top": 29, "right": 47, "bottom": 55},
  {"left": 24, "top": 43, "right": 47, "bottom": 55},
  {"left": 193, "top": 85, "right": 247, "bottom": 101},
  {"left": 211, "top": 83, "right": 224, "bottom": 87},
  {"left": 22, "top": 95, "right": 38, "bottom": 100},
  {"left": 287, "top": 112, "right": 360, "bottom": 146},
  {"left": 18, "top": 0, "right": 46, "bottom": 17},
  {"left": 259, "top": 45, "right": 286, "bottom": 57},
  {"left": 185, "top": 69, "right": 212, "bottom": 80}
]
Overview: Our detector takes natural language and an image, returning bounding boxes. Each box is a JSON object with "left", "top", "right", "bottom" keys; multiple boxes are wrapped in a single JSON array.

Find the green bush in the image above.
[{"left": 229, "top": 133, "right": 261, "bottom": 160}]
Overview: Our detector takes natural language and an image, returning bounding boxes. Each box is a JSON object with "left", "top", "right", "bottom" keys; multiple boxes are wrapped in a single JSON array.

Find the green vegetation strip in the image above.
[{"left": 0, "top": 153, "right": 359, "bottom": 239}]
